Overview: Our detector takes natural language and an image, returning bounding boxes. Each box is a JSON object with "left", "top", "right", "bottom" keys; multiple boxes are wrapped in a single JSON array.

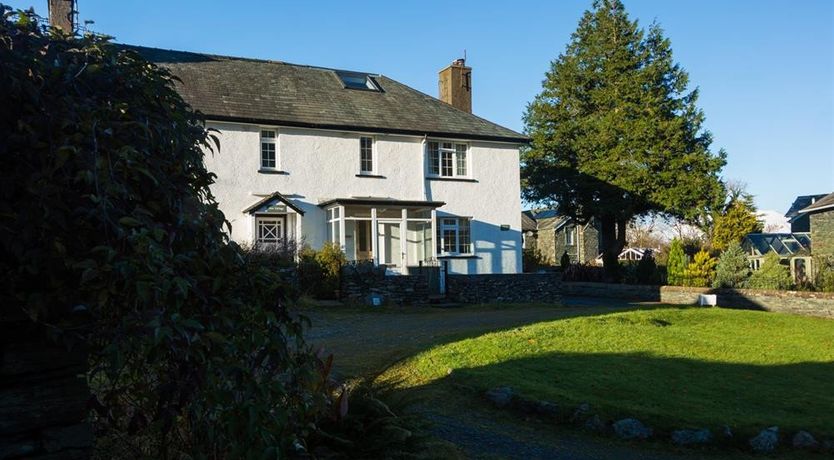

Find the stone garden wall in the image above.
[
  {"left": 446, "top": 273, "right": 562, "bottom": 304},
  {"left": 340, "top": 269, "right": 563, "bottom": 305},
  {"left": 562, "top": 282, "right": 834, "bottom": 318},
  {"left": 0, "top": 318, "right": 92, "bottom": 459}
]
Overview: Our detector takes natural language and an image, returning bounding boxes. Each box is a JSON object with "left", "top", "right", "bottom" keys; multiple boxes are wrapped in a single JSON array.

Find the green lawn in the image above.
[{"left": 384, "top": 307, "right": 834, "bottom": 438}]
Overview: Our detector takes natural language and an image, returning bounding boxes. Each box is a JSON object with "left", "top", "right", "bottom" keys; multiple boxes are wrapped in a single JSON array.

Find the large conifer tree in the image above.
[{"left": 523, "top": 0, "right": 726, "bottom": 279}]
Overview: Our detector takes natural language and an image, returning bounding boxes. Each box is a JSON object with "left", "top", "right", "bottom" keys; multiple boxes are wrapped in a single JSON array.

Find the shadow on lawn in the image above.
[
  {"left": 393, "top": 350, "right": 834, "bottom": 444},
  {"left": 309, "top": 303, "right": 682, "bottom": 377}
]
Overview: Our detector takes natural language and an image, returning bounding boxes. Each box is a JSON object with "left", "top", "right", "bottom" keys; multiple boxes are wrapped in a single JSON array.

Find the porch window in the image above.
[
  {"left": 260, "top": 130, "right": 277, "bottom": 169},
  {"left": 326, "top": 207, "right": 341, "bottom": 244},
  {"left": 256, "top": 216, "right": 284, "bottom": 245},
  {"left": 427, "top": 141, "right": 468, "bottom": 178},
  {"left": 359, "top": 136, "right": 374, "bottom": 174},
  {"left": 438, "top": 217, "right": 472, "bottom": 255}
]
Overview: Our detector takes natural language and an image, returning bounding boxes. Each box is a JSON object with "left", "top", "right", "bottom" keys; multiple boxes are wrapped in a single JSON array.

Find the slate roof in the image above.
[
  {"left": 785, "top": 193, "right": 829, "bottom": 220},
  {"left": 242, "top": 191, "right": 305, "bottom": 215},
  {"left": 521, "top": 212, "right": 537, "bottom": 232},
  {"left": 123, "top": 45, "right": 528, "bottom": 143},
  {"left": 797, "top": 192, "right": 834, "bottom": 215}
]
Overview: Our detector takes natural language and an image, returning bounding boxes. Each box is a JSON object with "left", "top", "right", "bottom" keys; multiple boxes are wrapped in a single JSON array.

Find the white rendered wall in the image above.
[{"left": 203, "top": 121, "right": 522, "bottom": 274}]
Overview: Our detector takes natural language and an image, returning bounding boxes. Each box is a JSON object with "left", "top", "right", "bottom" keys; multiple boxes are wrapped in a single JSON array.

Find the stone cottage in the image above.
[{"left": 522, "top": 210, "right": 600, "bottom": 265}]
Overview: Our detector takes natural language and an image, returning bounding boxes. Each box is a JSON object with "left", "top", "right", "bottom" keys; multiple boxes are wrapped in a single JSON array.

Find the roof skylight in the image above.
[{"left": 335, "top": 71, "right": 381, "bottom": 91}]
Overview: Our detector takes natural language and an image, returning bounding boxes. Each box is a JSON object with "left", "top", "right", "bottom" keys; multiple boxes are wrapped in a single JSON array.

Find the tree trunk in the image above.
[{"left": 599, "top": 215, "right": 627, "bottom": 282}]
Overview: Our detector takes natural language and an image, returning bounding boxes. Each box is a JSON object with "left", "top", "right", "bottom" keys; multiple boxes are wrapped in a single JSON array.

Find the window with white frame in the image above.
[
  {"left": 359, "top": 136, "right": 374, "bottom": 174},
  {"left": 326, "top": 207, "right": 341, "bottom": 245},
  {"left": 427, "top": 141, "right": 468, "bottom": 178},
  {"left": 260, "top": 130, "right": 277, "bottom": 169},
  {"left": 565, "top": 225, "right": 575, "bottom": 245},
  {"left": 437, "top": 217, "right": 472, "bottom": 255},
  {"left": 256, "top": 216, "right": 284, "bottom": 245}
]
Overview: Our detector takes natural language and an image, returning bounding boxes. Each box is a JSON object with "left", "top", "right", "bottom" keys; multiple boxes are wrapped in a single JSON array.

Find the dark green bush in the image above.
[
  {"left": 0, "top": 9, "right": 328, "bottom": 457},
  {"left": 747, "top": 253, "right": 792, "bottom": 290},
  {"left": 635, "top": 251, "right": 658, "bottom": 284},
  {"left": 560, "top": 251, "right": 571, "bottom": 270},
  {"left": 814, "top": 256, "right": 834, "bottom": 292},
  {"left": 522, "top": 243, "right": 547, "bottom": 272},
  {"left": 562, "top": 263, "right": 606, "bottom": 282}
]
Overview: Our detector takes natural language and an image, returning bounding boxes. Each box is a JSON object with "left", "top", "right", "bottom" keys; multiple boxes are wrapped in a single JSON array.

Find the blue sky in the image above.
[{"left": 9, "top": 0, "right": 833, "bottom": 214}]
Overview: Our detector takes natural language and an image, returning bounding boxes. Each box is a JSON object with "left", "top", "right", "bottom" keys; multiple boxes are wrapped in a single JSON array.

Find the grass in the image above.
[{"left": 383, "top": 307, "right": 834, "bottom": 438}]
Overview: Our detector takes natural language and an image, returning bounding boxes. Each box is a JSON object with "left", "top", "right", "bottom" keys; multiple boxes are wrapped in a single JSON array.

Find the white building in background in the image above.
[{"left": 133, "top": 47, "right": 527, "bottom": 274}]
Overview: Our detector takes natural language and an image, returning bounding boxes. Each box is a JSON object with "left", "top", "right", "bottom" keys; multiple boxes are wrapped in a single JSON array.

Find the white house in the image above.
[{"left": 132, "top": 47, "right": 527, "bottom": 274}]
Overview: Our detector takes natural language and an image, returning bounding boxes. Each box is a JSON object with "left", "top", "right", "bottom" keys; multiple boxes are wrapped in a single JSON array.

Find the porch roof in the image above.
[
  {"left": 243, "top": 191, "right": 305, "bottom": 215},
  {"left": 317, "top": 197, "right": 445, "bottom": 209}
]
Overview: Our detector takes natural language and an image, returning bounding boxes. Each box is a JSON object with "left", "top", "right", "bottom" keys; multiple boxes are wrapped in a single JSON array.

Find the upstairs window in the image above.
[
  {"left": 359, "top": 136, "right": 375, "bottom": 174},
  {"left": 260, "top": 130, "right": 277, "bottom": 169},
  {"left": 335, "top": 71, "right": 381, "bottom": 91},
  {"left": 437, "top": 217, "right": 472, "bottom": 255},
  {"left": 428, "top": 141, "right": 468, "bottom": 178}
]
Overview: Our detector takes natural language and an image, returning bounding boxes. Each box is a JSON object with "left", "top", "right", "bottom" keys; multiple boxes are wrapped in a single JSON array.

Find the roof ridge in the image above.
[{"left": 118, "top": 44, "right": 381, "bottom": 76}]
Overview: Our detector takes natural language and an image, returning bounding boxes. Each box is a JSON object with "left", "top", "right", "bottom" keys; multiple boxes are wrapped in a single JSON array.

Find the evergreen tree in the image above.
[
  {"left": 523, "top": 0, "right": 726, "bottom": 280},
  {"left": 666, "top": 239, "right": 687, "bottom": 286},
  {"left": 748, "top": 252, "right": 792, "bottom": 290},
  {"left": 683, "top": 250, "right": 717, "bottom": 287},
  {"left": 713, "top": 242, "right": 751, "bottom": 288},
  {"left": 711, "top": 189, "right": 762, "bottom": 251}
]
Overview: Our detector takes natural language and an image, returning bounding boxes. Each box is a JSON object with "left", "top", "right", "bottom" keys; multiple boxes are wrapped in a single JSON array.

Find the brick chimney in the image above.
[
  {"left": 438, "top": 58, "right": 472, "bottom": 113},
  {"left": 48, "top": 0, "right": 75, "bottom": 32}
]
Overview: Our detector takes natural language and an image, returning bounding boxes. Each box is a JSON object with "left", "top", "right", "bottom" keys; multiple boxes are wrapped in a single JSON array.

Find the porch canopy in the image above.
[
  {"left": 243, "top": 191, "right": 305, "bottom": 246},
  {"left": 318, "top": 197, "right": 445, "bottom": 271}
]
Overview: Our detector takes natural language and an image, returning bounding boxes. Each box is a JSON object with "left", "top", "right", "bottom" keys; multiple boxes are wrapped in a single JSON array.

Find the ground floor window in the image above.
[
  {"left": 438, "top": 217, "right": 472, "bottom": 255},
  {"left": 256, "top": 216, "right": 284, "bottom": 245},
  {"left": 326, "top": 207, "right": 341, "bottom": 244}
]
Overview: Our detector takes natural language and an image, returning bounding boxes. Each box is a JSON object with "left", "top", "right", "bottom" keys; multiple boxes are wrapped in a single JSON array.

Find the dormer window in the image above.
[{"left": 335, "top": 70, "right": 381, "bottom": 91}]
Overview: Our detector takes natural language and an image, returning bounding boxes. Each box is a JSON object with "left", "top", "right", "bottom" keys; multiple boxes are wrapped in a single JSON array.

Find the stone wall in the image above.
[
  {"left": 810, "top": 209, "right": 834, "bottom": 258},
  {"left": 341, "top": 269, "right": 429, "bottom": 305},
  {"left": 341, "top": 270, "right": 563, "bottom": 305},
  {"left": 562, "top": 282, "right": 834, "bottom": 318},
  {"left": 0, "top": 319, "right": 92, "bottom": 459},
  {"left": 446, "top": 273, "right": 563, "bottom": 304}
]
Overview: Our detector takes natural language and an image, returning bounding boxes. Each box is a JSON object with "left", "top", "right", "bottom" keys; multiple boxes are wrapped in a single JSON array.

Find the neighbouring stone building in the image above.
[
  {"left": 800, "top": 192, "right": 834, "bottom": 259},
  {"left": 743, "top": 191, "right": 834, "bottom": 282},
  {"left": 786, "top": 193, "right": 829, "bottom": 232},
  {"left": 522, "top": 210, "right": 600, "bottom": 266}
]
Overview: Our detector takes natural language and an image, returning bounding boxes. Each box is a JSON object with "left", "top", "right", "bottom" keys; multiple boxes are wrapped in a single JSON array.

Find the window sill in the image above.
[
  {"left": 437, "top": 254, "right": 479, "bottom": 259},
  {"left": 356, "top": 173, "right": 386, "bottom": 179},
  {"left": 426, "top": 176, "right": 478, "bottom": 183},
  {"left": 258, "top": 169, "right": 289, "bottom": 175}
]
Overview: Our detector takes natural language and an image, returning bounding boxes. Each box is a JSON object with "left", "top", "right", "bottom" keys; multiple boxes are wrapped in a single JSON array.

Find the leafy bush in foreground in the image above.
[{"left": 0, "top": 9, "right": 328, "bottom": 457}]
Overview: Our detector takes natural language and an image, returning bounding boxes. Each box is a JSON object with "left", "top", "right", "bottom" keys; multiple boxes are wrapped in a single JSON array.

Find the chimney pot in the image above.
[
  {"left": 438, "top": 58, "right": 472, "bottom": 113},
  {"left": 48, "top": 0, "right": 75, "bottom": 33}
]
